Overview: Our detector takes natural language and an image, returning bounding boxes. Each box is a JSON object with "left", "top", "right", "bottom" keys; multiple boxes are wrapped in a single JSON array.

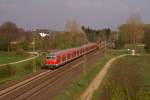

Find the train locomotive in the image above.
[{"left": 45, "top": 43, "right": 98, "bottom": 69}]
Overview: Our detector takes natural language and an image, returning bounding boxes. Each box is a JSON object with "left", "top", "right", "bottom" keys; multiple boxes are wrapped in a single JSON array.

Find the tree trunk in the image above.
[{"left": 8, "top": 45, "right": 10, "bottom": 53}]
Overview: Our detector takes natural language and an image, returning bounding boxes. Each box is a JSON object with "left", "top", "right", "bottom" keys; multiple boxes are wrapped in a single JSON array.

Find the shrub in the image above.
[
  {"left": 0, "top": 64, "right": 16, "bottom": 79},
  {"left": 143, "top": 28, "right": 150, "bottom": 53},
  {"left": 23, "top": 61, "right": 34, "bottom": 73},
  {"left": 114, "top": 39, "right": 125, "bottom": 49}
]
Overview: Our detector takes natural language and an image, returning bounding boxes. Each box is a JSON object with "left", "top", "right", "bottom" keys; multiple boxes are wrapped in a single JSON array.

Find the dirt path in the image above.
[
  {"left": 0, "top": 52, "right": 39, "bottom": 67},
  {"left": 79, "top": 54, "right": 127, "bottom": 100}
]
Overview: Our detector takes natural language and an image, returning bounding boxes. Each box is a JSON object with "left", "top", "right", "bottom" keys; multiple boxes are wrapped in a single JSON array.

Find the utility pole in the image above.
[
  {"left": 83, "top": 46, "right": 86, "bottom": 75},
  {"left": 33, "top": 38, "right": 35, "bottom": 53},
  {"left": 83, "top": 39, "right": 87, "bottom": 75},
  {"left": 32, "top": 29, "right": 36, "bottom": 72},
  {"left": 33, "top": 29, "right": 37, "bottom": 53},
  {"left": 104, "top": 40, "right": 107, "bottom": 53}
]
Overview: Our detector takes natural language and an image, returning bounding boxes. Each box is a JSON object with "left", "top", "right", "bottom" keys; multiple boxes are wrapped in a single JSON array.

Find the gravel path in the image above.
[{"left": 79, "top": 54, "right": 127, "bottom": 100}]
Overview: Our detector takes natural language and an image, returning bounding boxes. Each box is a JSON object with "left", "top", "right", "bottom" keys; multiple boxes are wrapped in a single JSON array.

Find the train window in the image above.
[{"left": 47, "top": 56, "right": 56, "bottom": 59}]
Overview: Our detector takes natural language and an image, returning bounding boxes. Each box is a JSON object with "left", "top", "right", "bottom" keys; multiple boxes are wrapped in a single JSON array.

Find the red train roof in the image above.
[{"left": 48, "top": 43, "right": 96, "bottom": 56}]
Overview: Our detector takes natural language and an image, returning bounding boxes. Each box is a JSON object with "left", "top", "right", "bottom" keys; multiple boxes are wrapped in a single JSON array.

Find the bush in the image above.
[
  {"left": 23, "top": 61, "right": 34, "bottom": 73},
  {"left": 143, "top": 28, "right": 150, "bottom": 53},
  {"left": 14, "top": 48, "right": 29, "bottom": 57},
  {"left": 114, "top": 32, "right": 125, "bottom": 49},
  {"left": 35, "top": 59, "right": 42, "bottom": 69},
  {"left": 114, "top": 40, "right": 125, "bottom": 49},
  {"left": 15, "top": 48, "right": 25, "bottom": 55},
  {"left": 0, "top": 64, "right": 16, "bottom": 79},
  {"left": 144, "top": 46, "right": 150, "bottom": 53}
]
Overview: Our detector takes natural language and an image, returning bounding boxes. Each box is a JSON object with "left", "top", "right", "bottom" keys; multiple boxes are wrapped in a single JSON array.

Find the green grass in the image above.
[
  {"left": 0, "top": 54, "right": 45, "bottom": 84},
  {"left": 0, "top": 54, "right": 28, "bottom": 64},
  {"left": 54, "top": 50, "right": 126, "bottom": 100},
  {"left": 124, "top": 44, "right": 146, "bottom": 54},
  {"left": 93, "top": 55, "right": 150, "bottom": 100}
]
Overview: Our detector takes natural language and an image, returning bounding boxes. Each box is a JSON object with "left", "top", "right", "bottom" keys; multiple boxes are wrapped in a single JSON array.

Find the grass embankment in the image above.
[
  {"left": 0, "top": 53, "right": 45, "bottom": 84},
  {"left": 54, "top": 50, "right": 127, "bottom": 100},
  {"left": 92, "top": 55, "right": 150, "bottom": 100},
  {"left": 124, "top": 44, "right": 146, "bottom": 54},
  {"left": 0, "top": 53, "right": 28, "bottom": 64}
]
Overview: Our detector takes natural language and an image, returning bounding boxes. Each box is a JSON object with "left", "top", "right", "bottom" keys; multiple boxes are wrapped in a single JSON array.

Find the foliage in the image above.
[
  {"left": 0, "top": 64, "right": 16, "bottom": 79},
  {"left": 19, "top": 39, "right": 30, "bottom": 51},
  {"left": 0, "top": 21, "right": 24, "bottom": 51},
  {"left": 118, "top": 14, "right": 144, "bottom": 51},
  {"left": 49, "top": 20, "right": 88, "bottom": 50},
  {"left": 82, "top": 26, "right": 113, "bottom": 42},
  {"left": 114, "top": 32, "right": 125, "bottom": 49},
  {"left": 52, "top": 32, "right": 72, "bottom": 49},
  {"left": 143, "top": 27, "right": 150, "bottom": 52},
  {"left": 0, "top": 54, "right": 44, "bottom": 84}
]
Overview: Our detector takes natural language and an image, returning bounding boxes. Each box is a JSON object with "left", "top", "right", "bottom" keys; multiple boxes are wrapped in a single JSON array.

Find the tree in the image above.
[
  {"left": 143, "top": 28, "right": 150, "bottom": 52},
  {"left": 65, "top": 19, "right": 84, "bottom": 33},
  {"left": 49, "top": 20, "right": 88, "bottom": 50},
  {"left": 126, "top": 14, "right": 144, "bottom": 51},
  {"left": 115, "top": 32, "right": 126, "bottom": 49},
  {"left": 118, "top": 14, "right": 144, "bottom": 51},
  {"left": 0, "top": 21, "right": 22, "bottom": 52},
  {"left": 19, "top": 38, "right": 30, "bottom": 51},
  {"left": 54, "top": 32, "right": 72, "bottom": 49},
  {"left": 105, "top": 28, "right": 111, "bottom": 41},
  {"left": 65, "top": 19, "right": 88, "bottom": 46},
  {"left": 42, "top": 36, "right": 52, "bottom": 51},
  {"left": 82, "top": 26, "right": 113, "bottom": 42}
]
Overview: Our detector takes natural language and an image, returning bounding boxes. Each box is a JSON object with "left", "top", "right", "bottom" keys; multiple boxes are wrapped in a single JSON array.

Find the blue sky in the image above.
[{"left": 0, "top": 0, "right": 149, "bottom": 30}]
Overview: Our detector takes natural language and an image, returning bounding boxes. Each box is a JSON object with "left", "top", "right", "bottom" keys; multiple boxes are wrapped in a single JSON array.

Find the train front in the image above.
[{"left": 45, "top": 53, "right": 59, "bottom": 69}]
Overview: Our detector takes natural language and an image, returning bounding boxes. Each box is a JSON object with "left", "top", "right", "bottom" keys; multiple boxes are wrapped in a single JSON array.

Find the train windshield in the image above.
[
  {"left": 47, "top": 54, "right": 56, "bottom": 59},
  {"left": 47, "top": 56, "right": 56, "bottom": 59}
]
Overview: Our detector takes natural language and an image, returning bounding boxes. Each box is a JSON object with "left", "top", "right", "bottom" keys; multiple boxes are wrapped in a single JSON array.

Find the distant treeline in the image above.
[
  {"left": 0, "top": 20, "right": 116, "bottom": 53},
  {"left": 114, "top": 14, "right": 150, "bottom": 53},
  {"left": 116, "top": 23, "right": 150, "bottom": 52},
  {"left": 82, "top": 26, "right": 115, "bottom": 42}
]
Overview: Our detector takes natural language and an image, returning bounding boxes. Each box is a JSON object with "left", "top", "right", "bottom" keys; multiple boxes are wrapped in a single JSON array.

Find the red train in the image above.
[{"left": 45, "top": 43, "right": 98, "bottom": 69}]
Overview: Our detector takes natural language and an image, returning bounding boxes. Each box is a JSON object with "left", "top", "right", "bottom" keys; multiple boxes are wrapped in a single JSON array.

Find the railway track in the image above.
[
  {"left": 0, "top": 48, "right": 105, "bottom": 100},
  {"left": 0, "top": 55, "right": 83, "bottom": 100}
]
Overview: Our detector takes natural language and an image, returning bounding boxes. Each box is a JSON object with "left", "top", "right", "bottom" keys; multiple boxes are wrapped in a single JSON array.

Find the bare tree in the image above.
[
  {"left": 126, "top": 14, "right": 144, "bottom": 52},
  {"left": 65, "top": 19, "right": 88, "bottom": 46},
  {"left": 65, "top": 19, "right": 83, "bottom": 33}
]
